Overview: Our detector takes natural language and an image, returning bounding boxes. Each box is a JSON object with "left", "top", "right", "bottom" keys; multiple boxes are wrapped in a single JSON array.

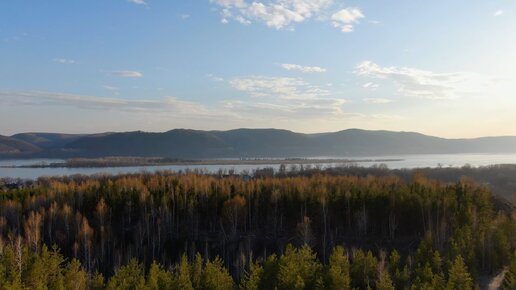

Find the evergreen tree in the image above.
[
  {"left": 191, "top": 253, "right": 204, "bottom": 290},
  {"left": 202, "top": 256, "right": 235, "bottom": 290},
  {"left": 26, "top": 245, "right": 65, "bottom": 290},
  {"left": 90, "top": 272, "right": 105, "bottom": 290},
  {"left": 63, "top": 259, "right": 88, "bottom": 290},
  {"left": 327, "top": 246, "right": 351, "bottom": 290},
  {"left": 446, "top": 256, "right": 473, "bottom": 290},
  {"left": 0, "top": 244, "right": 23, "bottom": 289},
  {"left": 146, "top": 261, "right": 174, "bottom": 290},
  {"left": 106, "top": 259, "right": 146, "bottom": 290},
  {"left": 175, "top": 255, "right": 194, "bottom": 290},
  {"left": 240, "top": 261, "right": 264, "bottom": 290},
  {"left": 388, "top": 250, "right": 409, "bottom": 290},
  {"left": 376, "top": 270, "right": 395, "bottom": 290},
  {"left": 411, "top": 249, "right": 445, "bottom": 290},
  {"left": 277, "top": 244, "right": 323, "bottom": 290},
  {"left": 350, "top": 249, "right": 378, "bottom": 290},
  {"left": 259, "top": 254, "right": 279, "bottom": 290},
  {"left": 448, "top": 226, "right": 477, "bottom": 277}
]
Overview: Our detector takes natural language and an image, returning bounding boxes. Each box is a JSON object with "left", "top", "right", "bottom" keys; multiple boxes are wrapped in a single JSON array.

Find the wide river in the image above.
[{"left": 2, "top": 153, "right": 516, "bottom": 180}]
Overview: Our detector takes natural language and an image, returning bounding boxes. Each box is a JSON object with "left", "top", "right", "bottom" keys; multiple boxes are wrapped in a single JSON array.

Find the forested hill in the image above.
[
  {"left": 0, "top": 135, "right": 41, "bottom": 154},
  {"left": 11, "top": 132, "right": 86, "bottom": 149},
  {"left": 4, "top": 128, "right": 516, "bottom": 158}
]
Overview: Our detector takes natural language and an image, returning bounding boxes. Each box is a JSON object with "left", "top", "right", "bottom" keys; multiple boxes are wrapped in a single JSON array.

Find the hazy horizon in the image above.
[
  {"left": 1, "top": 0, "right": 516, "bottom": 138},
  {"left": 4, "top": 127, "right": 516, "bottom": 140}
]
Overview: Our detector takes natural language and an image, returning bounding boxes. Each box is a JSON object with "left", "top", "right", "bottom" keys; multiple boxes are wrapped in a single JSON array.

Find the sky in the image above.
[{"left": 1, "top": 0, "right": 515, "bottom": 138}]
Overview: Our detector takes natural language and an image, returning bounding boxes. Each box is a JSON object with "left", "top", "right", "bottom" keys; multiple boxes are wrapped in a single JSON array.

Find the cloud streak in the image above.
[
  {"left": 53, "top": 58, "right": 77, "bottom": 64},
  {"left": 494, "top": 10, "right": 503, "bottom": 17},
  {"left": 280, "top": 63, "right": 327, "bottom": 73},
  {"left": 128, "top": 0, "right": 147, "bottom": 5},
  {"left": 0, "top": 90, "right": 208, "bottom": 115},
  {"left": 363, "top": 98, "right": 393, "bottom": 104},
  {"left": 112, "top": 70, "right": 143, "bottom": 78},
  {"left": 229, "top": 76, "right": 333, "bottom": 100}
]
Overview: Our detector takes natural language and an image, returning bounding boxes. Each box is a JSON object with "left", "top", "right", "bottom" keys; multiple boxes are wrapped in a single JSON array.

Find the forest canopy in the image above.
[{"left": 0, "top": 170, "right": 515, "bottom": 289}]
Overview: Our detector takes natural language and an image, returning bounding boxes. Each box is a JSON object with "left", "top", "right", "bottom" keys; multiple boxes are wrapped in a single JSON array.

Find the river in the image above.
[{"left": 2, "top": 153, "right": 516, "bottom": 179}]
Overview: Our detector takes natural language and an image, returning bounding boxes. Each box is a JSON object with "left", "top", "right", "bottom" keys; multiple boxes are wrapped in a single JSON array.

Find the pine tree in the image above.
[
  {"left": 277, "top": 244, "right": 322, "bottom": 290},
  {"left": 259, "top": 254, "right": 279, "bottom": 290},
  {"left": 146, "top": 261, "right": 174, "bottom": 290},
  {"left": 0, "top": 244, "right": 23, "bottom": 289},
  {"left": 202, "top": 256, "right": 235, "bottom": 290},
  {"left": 63, "top": 259, "right": 88, "bottom": 290},
  {"left": 106, "top": 258, "right": 146, "bottom": 290},
  {"left": 191, "top": 253, "right": 203, "bottom": 290},
  {"left": 350, "top": 249, "right": 378, "bottom": 289},
  {"left": 90, "top": 272, "right": 105, "bottom": 290},
  {"left": 26, "top": 245, "right": 65, "bottom": 290},
  {"left": 240, "top": 261, "right": 264, "bottom": 290},
  {"left": 175, "top": 255, "right": 194, "bottom": 290},
  {"left": 327, "top": 246, "right": 351, "bottom": 290},
  {"left": 449, "top": 226, "right": 477, "bottom": 277},
  {"left": 376, "top": 270, "right": 395, "bottom": 290},
  {"left": 388, "top": 250, "right": 409, "bottom": 290},
  {"left": 446, "top": 256, "right": 473, "bottom": 290}
]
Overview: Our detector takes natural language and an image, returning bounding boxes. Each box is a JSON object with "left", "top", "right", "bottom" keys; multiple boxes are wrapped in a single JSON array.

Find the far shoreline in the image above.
[{"left": 0, "top": 157, "right": 404, "bottom": 168}]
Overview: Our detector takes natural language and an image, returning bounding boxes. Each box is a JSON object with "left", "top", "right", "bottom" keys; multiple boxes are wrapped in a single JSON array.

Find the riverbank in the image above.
[{"left": 0, "top": 157, "right": 403, "bottom": 168}]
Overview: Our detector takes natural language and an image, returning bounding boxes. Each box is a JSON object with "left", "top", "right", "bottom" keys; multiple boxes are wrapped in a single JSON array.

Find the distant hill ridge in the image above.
[
  {"left": 2, "top": 128, "right": 516, "bottom": 158},
  {"left": 0, "top": 135, "right": 41, "bottom": 154}
]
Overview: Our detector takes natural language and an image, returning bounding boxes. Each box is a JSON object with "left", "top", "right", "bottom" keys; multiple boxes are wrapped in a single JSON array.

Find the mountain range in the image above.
[{"left": 2, "top": 128, "right": 516, "bottom": 159}]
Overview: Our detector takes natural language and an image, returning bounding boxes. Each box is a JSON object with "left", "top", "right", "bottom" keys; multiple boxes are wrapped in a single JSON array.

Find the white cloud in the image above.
[
  {"left": 229, "top": 76, "right": 332, "bottom": 100},
  {"left": 0, "top": 88, "right": 371, "bottom": 129},
  {"left": 494, "top": 10, "right": 503, "bottom": 16},
  {"left": 128, "top": 0, "right": 147, "bottom": 5},
  {"left": 207, "top": 74, "right": 225, "bottom": 82},
  {"left": 226, "top": 75, "right": 349, "bottom": 119},
  {"left": 0, "top": 90, "right": 208, "bottom": 115},
  {"left": 331, "top": 8, "right": 364, "bottom": 32},
  {"left": 362, "top": 82, "right": 379, "bottom": 90},
  {"left": 363, "top": 98, "right": 393, "bottom": 104},
  {"left": 211, "top": 0, "right": 247, "bottom": 8},
  {"left": 112, "top": 70, "right": 143, "bottom": 78},
  {"left": 222, "top": 99, "right": 346, "bottom": 118},
  {"left": 0, "top": 87, "right": 407, "bottom": 134},
  {"left": 355, "top": 61, "right": 495, "bottom": 100},
  {"left": 102, "top": 85, "right": 119, "bottom": 91},
  {"left": 280, "top": 63, "right": 327, "bottom": 73},
  {"left": 52, "top": 58, "right": 77, "bottom": 64},
  {"left": 210, "top": 0, "right": 364, "bottom": 32}
]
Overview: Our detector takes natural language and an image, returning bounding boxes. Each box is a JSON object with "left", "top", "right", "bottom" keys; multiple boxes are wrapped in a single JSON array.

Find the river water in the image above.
[{"left": 2, "top": 153, "right": 516, "bottom": 180}]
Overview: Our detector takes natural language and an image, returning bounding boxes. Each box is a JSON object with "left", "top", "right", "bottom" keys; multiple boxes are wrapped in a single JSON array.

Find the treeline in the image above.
[
  {"left": 0, "top": 171, "right": 515, "bottom": 289},
  {"left": 3, "top": 240, "right": 516, "bottom": 289},
  {"left": 297, "top": 164, "right": 516, "bottom": 204}
]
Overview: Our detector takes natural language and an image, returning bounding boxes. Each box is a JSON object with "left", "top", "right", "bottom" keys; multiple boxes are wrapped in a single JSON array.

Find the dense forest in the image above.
[
  {"left": 1, "top": 169, "right": 515, "bottom": 289},
  {"left": 301, "top": 164, "right": 516, "bottom": 204}
]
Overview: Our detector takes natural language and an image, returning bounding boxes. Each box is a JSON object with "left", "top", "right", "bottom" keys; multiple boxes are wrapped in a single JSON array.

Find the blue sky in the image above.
[{"left": 1, "top": 0, "right": 515, "bottom": 137}]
